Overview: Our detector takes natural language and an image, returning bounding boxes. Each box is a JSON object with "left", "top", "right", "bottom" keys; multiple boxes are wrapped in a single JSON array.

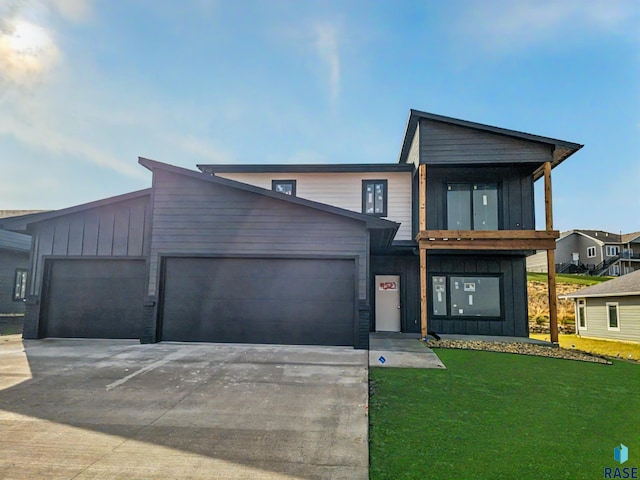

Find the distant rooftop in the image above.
[
  {"left": 0, "top": 210, "right": 49, "bottom": 219},
  {"left": 560, "top": 230, "right": 640, "bottom": 244},
  {"left": 561, "top": 269, "right": 640, "bottom": 299}
]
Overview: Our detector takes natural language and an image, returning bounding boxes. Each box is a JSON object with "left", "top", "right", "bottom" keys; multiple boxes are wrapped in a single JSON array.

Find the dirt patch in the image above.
[{"left": 528, "top": 281, "right": 583, "bottom": 334}]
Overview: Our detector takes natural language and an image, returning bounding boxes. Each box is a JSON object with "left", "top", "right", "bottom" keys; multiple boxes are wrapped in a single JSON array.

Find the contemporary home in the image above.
[
  {"left": 0, "top": 229, "right": 31, "bottom": 315},
  {"left": 3, "top": 109, "right": 582, "bottom": 347},
  {"left": 528, "top": 230, "right": 640, "bottom": 276},
  {"left": 562, "top": 269, "right": 640, "bottom": 343}
]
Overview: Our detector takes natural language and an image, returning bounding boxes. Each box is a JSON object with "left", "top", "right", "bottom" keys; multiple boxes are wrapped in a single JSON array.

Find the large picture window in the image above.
[
  {"left": 447, "top": 183, "right": 498, "bottom": 230},
  {"left": 431, "top": 274, "right": 501, "bottom": 318},
  {"left": 362, "top": 180, "right": 388, "bottom": 216}
]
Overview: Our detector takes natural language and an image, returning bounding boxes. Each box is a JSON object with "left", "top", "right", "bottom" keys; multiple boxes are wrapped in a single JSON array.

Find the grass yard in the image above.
[
  {"left": 369, "top": 349, "right": 640, "bottom": 480},
  {"left": 530, "top": 333, "right": 640, "bottom": 361},
  {"left": 527, "top": 272, "right": 613, "bottom": 285}
]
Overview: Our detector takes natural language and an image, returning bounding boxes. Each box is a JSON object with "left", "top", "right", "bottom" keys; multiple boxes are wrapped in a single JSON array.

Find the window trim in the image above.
[
  {"left": 361, "top": 179, "right": 388, "bottom": 217},
  {"left": 12, "top": 268, "right": 28, "bottom": 302},
  {"left": 429, "top": 272, "right": 503, "bottom": 320},
  {"left": 586, "top": 246, "right": 596, "bottom": 258},
  {"left": 445, "top": 182, "right": 500, "bottom": 230},
  {"left": 271, "top": 179, "right": 297, "bottom": 196},
  {"left": 605, "top": 245, "right": 620, "bottom": 257},
  {"left": 606, "top": 302, "right": 620, "bottom": 331},
  {"left": 576, "top": 299, "right": 587, "bottom": 330}
]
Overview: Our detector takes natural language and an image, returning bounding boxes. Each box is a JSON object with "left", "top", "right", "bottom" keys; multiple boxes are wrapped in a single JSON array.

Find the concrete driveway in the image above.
[{"left": 0, "top": 336, "right": 368, "bottom": 479}]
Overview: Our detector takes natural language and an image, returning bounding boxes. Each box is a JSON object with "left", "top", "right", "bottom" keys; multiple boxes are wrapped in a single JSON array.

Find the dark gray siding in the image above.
[
  {"left": 149, "top": 170, "right": 369, "bottom": 299},
  {"left": 425, "top": 166, "right": 535, "bottom": 230},
  {"left": 427, "top": 254, "right": 528, "bottom": 336},
  {"left": 28, "top": 195, "right": 151, "bottom": 297},
  {"left": 371, "top": 254, "right": 420, "bottom": 333},
  {"left": 419, "top": 119, "right": 552, "bottom": 165},
  {"left": 0, "top": 250, "right": 29, "bottom": 314},
  {"left": 556, "top": 233, "right": 602, "bottom": 267}
]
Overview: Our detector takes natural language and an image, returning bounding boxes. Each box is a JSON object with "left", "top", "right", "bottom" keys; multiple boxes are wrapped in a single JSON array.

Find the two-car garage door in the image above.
[{"left": 160, "top": 257, "right": 356, "bottom": 346}]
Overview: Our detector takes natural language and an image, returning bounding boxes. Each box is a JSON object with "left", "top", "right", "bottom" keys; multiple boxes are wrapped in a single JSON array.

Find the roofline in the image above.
[
  {"left": 139, "top": 157, "right": 401, "bottom": 232},
  {"left": 559, "top": 230, "right": 606, "bottom": 246},
  {"left": 197, "top": 163, "right": 414, "bottom": 174},
  {"left": 397, "top": 109, "right": 584, "bottom": 170},
  {"left": 18, "top": 189, "right": 152, "bottom": 230},
  {"left": 561, "top": 291, "right": 640, "bottom": 299}
]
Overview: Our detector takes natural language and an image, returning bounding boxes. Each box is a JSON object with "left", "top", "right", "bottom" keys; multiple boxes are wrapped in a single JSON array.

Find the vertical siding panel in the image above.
[
  {"left": 97, "top": 207, "right": 116, "bottom": 256},
  {"left": 52, "top": 221, "right": 69, "bottom": 255},
  {"left": 112, "top": 207, "right": 130, "bottom": 255},
  {"left": 67, "top": 217, "right": 84, "bottom": 255},
  {"left": 127, "top": 199, "right": 146, "bottom": 256},
  {"left": 82, "top": 212, "right": 100, "bottom": 255}
]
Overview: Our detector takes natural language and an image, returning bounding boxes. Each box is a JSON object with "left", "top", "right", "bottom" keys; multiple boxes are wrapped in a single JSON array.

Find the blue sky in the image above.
[{"left": 1, "top": 0, "right": 638, "bottom": 233}]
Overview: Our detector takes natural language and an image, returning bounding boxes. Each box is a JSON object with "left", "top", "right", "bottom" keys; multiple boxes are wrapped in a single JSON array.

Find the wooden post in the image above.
[
  {"left": 418, "top": 164, "right": 427, "bottom": 338},
  {"left": 544, "top": 161, "right": 559, "bottom": 343},
  {"left": 420, "top": 246, "right": 427, "bottom": 339}
]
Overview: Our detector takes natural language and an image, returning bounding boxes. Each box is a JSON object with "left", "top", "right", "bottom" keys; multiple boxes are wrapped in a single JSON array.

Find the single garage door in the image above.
[
  {"left": 41, "top": 259, "right": 146, "bottom": 338},
  {"left": 160, "top": 257, "right": 356, "bottom": 346}
]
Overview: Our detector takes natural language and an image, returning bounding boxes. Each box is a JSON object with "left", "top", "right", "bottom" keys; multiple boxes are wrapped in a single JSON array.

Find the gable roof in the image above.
[
  {"left": 561, "top": 269, "right": 640, "bottom": 299},
  {"left": 560, "top": 229, "right": 640, "bottom": 245},
  {"left": 0, "top": 229, "right": 31, "bottom": 253},
  {"left": 139, "top": 157, "right": 400, "bottom": 238},
  {"left": 0, "top": 190, "right": 151, "bottom": 233},
  {"left": 397, "top": 109, "right": 583, "bottom": 178},
  {"left": 622, "top": 232, "right": 640, "bottom": 244},
  {"left": 197, "top": 163, "right": 414, "bottom": 174}
]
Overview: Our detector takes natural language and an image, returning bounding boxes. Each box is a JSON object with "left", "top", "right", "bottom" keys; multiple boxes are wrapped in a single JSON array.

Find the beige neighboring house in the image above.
[{"left": 561, "top": 269, "right": 640, "bottom": 343}]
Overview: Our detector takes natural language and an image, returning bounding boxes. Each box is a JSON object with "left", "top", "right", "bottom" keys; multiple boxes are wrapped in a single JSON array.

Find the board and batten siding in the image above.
[
  {"left": 578, "top": 296, "right": 640, "bottom": 343},
  {"left": 419, "top": 118, "right": 553, "bottom": 165},
  {"left": 149, "top": 170, "right": 370, "bottom": 299},
  {"left": 28, "top": 195, "right": 151, "bottom": 297},
  {"left": 214, "top": 171, "right": 413, "bottom": 241},
  {"left": 0, "top": 250, "right": 29, "bottom": 314}
]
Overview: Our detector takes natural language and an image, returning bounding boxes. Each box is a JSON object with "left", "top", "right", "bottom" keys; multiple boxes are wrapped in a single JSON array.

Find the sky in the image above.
[{"left": 0, "top": 0, "right": 638, "bottom": 233}]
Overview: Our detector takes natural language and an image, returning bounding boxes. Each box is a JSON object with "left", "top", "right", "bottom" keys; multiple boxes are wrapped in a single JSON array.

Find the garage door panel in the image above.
[
  {"left": 43, "top": 259, "right": 146, "bottom": 339},
  {"left": 161, "top": 257, "right": 356, "bottom": 346}
]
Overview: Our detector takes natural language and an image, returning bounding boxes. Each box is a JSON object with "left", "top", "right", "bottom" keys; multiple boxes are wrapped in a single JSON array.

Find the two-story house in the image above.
[
  {"left": 527, "top": 230, "right": 640, "bottom": 276},
  {"left": 4, "top": 109, "right": 582, "bottom": 348}
]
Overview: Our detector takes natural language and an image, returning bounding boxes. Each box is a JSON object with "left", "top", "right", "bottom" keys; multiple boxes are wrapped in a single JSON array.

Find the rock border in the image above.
[{"left": 424, "top": 339, "right": 612, "bottom": 365}]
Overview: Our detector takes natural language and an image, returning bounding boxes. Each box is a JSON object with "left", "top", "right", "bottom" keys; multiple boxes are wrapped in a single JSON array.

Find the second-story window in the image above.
[
  {"left": 362, "top": 180, "right": 388, "bottom": 216},
  {"left": 605, "top": 245, "right": 620, "bottom": 257},
  {"left": 587, "top": 246, "right": 596, "bottom": 258},
  {"left": 272, "top": 180, "right": 296, "bottom": 196},
  {"left": 447, "top": 183, "right": 498, "bottom": 230}
]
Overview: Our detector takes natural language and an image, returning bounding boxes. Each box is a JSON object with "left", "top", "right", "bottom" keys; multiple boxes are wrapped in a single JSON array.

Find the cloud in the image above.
[
  {"left": 48, "top": 0, "right": 91, "bottom": 23},
  {"left": 311, "top": 22, "right": 341, "bottom": 102},
  {"left": 167, "top": 135, "right": 236, "bottom": 164},
  {"left": 457, "top": 0, "right": 640, "bottom": 53}
]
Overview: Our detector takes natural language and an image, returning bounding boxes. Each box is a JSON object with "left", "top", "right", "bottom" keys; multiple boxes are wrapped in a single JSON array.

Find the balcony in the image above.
[{"left": 415, "top": 230, "right": 559, "bottom": 251}]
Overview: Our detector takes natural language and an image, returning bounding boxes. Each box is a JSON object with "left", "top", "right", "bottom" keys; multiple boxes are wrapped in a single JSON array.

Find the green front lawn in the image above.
[
  {"left": 369, "top": 349, "right": 640, "bottom": 479},
  {"left": 527, "top": 272, "right": 613, "bottom": 285}
]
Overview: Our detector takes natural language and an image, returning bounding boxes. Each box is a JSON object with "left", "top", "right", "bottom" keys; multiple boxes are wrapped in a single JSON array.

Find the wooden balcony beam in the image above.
[{"left": 415, "top": 230, "right": 559, "bottom": 250}]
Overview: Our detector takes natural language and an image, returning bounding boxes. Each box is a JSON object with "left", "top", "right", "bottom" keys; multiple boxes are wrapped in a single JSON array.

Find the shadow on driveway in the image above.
[{"left": 0, "top": 336, "right": 368, "bottom": 479}]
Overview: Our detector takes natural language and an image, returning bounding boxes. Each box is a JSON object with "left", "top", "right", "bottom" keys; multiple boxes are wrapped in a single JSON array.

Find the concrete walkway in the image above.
[{"left": 369, "top": 333, "right": 446, "bottom": 369}]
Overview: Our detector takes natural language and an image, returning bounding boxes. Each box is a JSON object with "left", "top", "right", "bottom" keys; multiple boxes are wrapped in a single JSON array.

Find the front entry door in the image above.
[{"left": 375, "top": 275, "right": 401, "bottom": 332}]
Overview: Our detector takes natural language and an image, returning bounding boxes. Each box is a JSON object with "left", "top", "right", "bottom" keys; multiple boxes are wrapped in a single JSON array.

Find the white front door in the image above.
[{"left": 375, "top": 275, "right": 401, "bottom": 332}]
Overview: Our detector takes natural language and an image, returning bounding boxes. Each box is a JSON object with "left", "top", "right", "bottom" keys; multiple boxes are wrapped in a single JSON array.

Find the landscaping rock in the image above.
[{"left": 424, "top": 339, "right": 612, "bottom": 365}]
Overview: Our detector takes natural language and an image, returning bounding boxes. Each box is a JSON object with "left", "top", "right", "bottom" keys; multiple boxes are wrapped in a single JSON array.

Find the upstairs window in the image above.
[
  {"left": 272, "top": 180, "right": 296, "bottom": 196},
  {"left": 447, "top": 183, "right": 498, "bottom": 230},
  {"left": 587, "top": 246, "right": 596, "bottom": 258},
  {"left": 362, "top": 180, "right": 388, "bottom": 216},
  {"left": 13, "top": 269, "right": 27, "bottom": 302},
  {"left": 605, "top": 245, "right": 619, "bottom": 257}
]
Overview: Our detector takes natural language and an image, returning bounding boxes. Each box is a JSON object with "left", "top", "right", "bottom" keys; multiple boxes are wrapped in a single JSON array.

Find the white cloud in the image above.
[
  {"left": 312, "top": 23, "right": 341, "bottom": 102},
  {"left": 48, "top": 0, "right": 91, "bottom": 23},
  {"left": 457, "top": 0, "right": 640, "bottom": 53}
]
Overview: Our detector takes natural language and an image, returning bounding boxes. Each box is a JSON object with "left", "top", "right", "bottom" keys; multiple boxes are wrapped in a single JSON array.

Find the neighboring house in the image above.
[
  {"left": 555, "top": 230, "right": 640, "bottom": 276},
  {"left": 561, "top": 269, "right": 640, "bottom": 343},
  {"left": 2, "top": 109, "right": 582, "bottom": 347},
  {"left": 0, "top": 229, "right": 31, "bottom": 314}
]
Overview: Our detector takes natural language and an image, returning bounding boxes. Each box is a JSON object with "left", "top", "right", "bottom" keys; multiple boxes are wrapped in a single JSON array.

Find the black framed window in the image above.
[
  {"left": 362, "top": 180, "right": 388, "bottom": 216},
  {"left": 13, "top": 269, "right": 28, "bottom": 302},
  {"left": 272, "top": 180, "right": 296, "bottom": 196},
  {"left": 431, "top": 273, "right": 502, "bottom": 319},
  {"left": 447, "top": 183, "right": 498, "bottom": 230}
]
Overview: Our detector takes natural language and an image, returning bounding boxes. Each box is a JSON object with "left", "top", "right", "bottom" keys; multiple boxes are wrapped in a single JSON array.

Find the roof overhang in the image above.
[
  {"left": 561, "top": 292, "right": 640, "bottom": 300},
  {"left": 197, "top": 163, "right": 414, "bottom": 174}
]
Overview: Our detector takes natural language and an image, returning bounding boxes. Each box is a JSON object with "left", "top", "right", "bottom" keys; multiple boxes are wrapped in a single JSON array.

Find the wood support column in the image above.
[
  {"left": 418, "top": 164, "right": 427, "bottom": 338},
  {"left": 544, "top": 161, "right": 559, "bottom": 343}
]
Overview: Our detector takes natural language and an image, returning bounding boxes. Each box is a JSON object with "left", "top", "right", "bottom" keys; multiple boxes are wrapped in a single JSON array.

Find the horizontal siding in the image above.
[
  {"left": 420, "top": 119, "right": 552, "bottom": 165},
  {"left": 578, "top": 296, "right": 640, "bottom": 342},
  {"left": 30, "top": 195, "right": 150, "bottom": 297},
  {"left": 216, "top": 171, "right": 412, "bottom": 240},
  {"left": 149, "top": 170, "right": 369, "bottom": 300}
]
